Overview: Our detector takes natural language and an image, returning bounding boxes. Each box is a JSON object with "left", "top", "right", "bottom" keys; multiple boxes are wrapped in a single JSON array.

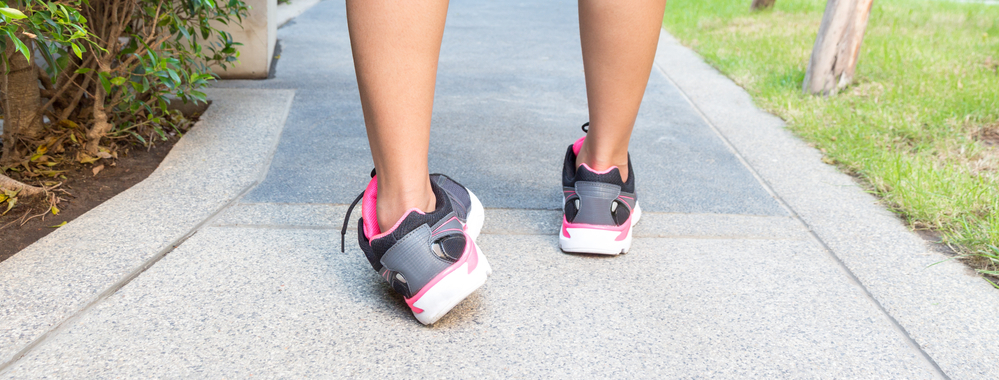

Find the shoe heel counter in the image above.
[
  {"left": 379, "top": 224, "right": 452, "bottom": 297},
  {"left": 571, "top": 181, "right": 621, "bottom": 226},
  {"left": 357, "top": 219, "right": 383, "bottom": 272}
]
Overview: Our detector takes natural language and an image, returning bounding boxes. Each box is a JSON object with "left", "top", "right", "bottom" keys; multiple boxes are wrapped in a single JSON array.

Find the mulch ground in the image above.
[{"left": 0, "top": 139, "right": 179, "bottom": 263}]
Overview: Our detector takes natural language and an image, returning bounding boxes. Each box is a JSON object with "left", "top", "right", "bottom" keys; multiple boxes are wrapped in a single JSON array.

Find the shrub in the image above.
[{"left": 0, "top": 0, "right": 248, "bottom": 199}]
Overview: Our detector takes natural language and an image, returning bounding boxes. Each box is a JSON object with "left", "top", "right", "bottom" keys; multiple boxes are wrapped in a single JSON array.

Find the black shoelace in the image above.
[
  {"left": 340, "top": 169, "right": 376, "bottom": 253},
  {"left": 340, "top": 191, "right": 364, "bottom": 253}
]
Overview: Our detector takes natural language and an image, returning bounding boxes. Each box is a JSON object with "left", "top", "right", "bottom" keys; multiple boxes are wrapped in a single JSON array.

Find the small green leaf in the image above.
[
  {"left": 50, "top": 221, "right": 67, "bottom": 228},
  {"left": 0, "top": 7, "right": 27, "bottom": 20},
  {"left": 110, "top": 76, "right": 126, "bottom": 86},
  {"left": 70, "top": 42, "right": 82, "bottom": 59},
  {"left": 166, "top": 68, "right": 181, "bottom": 84},
  {"left": 129, "top": 131, "right": 147, "bottom": 146},
  {"left": 98, "top": 73, "right": 111, "bottom": 94},
  {"left": 74, "top": 67, "right": 93, "bottom": 74},
  {"left": 4, "top": 30, "right": 29, "bottom": 61}
]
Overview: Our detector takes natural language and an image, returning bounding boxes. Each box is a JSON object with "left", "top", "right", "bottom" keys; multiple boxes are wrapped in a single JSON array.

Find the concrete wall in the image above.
[{"left": 213, "top": 0, "right": 276, "bottom": 79}]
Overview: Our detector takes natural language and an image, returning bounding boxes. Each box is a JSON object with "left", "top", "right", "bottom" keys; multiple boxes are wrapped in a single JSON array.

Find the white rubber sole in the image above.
[
  {"left": 411, "top": 241, "right": 491, "bottom": 324},
  {"left": 560, "top": 204, "right": 642, "bottom": 255},
  {"left": 411, "top": 188, "right": 490, "bottom": 325},
  {"left": 465, "top": 190, "right": 485, "bottom": 241}
]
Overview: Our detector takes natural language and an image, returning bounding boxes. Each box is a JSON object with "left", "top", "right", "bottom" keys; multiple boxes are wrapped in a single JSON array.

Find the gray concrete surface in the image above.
[
  {"left": 2, "top": 0, "right": 998, "bottom": 378},
  {"left": 0, "top": 224, "right": 935, "bottom": 378},
  {"left": 0, "top": 89, "right": 293, "bottom": 369},
  {"left": 217, "top": 0, "right": 787, "bottom": 216}
]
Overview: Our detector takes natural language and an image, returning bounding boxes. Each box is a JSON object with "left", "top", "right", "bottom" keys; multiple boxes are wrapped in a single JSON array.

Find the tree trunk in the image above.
[
  {"left": 1, "top": 34, "right": 44, "bottom": 165},
  {"left": 83, "top": 0, "right": 133, "bottom": 155},
  {"left": 0, "top": 173, "right": 43, "bottom": 196},
  {"left": 84, "top": 71, "right": 111, "bottom": 155},
  {"left": 802, "top": 0, "right": 874, "bottom": 95},
  {"left": 751, "top": 0, "right": 776, "bottom": 11}
]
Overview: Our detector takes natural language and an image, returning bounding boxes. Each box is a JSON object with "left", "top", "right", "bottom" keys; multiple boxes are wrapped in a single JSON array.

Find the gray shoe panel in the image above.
[
  {"left": 380, "top": 225, "right": 452, "bottom": 294},
  {"left": 571, "top": 181, "right": 621, "bottom": 226}
]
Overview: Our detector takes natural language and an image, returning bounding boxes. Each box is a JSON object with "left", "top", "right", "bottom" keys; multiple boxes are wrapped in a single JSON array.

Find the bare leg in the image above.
[
  {"left": 346, "top": 0, "right": 449, "bottom": 232},
  {"left": 576, "top": 0, "right": 668, "bottom": 181}
]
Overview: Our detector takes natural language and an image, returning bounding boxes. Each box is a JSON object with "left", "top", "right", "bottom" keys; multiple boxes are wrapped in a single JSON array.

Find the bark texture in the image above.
[
  {"left": 751, "top": 0, "right": 776, "bottom": 11},
  {"left": 0, "top": 174, "right": 43, "bottom": 196},
  {"left": 1, "top": 35, "right": 44, "bottom": 165},
  {"left": 83, "top": 0, "right": 135, "bottom": 155},
  {"left": 802, "top": 0, "right": 874, "bottom": 95}
]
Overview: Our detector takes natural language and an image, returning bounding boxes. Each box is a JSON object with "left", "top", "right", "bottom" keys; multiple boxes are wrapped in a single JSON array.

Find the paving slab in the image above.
[
  {"left": 218, "top": 0, "right": 786, "bottom": 216},
  {"left": 2, "top": 224, "right": 936, "bottom": 378},
  {"left": 0, "top": 89, "right": 293, "bottom": 369}
]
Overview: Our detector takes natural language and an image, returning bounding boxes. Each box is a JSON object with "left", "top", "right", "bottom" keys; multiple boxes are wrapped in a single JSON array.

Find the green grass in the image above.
[{"left": 663, "top": 0, "right": 999, "bottom": 280}]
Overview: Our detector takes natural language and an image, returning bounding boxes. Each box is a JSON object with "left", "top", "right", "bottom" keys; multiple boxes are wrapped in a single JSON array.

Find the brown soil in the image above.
[
  {"left": 976, "top": 124, "right": 999, "bottom": 147},
  {"left": 0, "top": 140, "right": 178, "bottom": 263}
]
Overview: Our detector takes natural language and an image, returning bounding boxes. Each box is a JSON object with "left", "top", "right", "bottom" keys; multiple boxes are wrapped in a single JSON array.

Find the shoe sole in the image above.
[
  {"left": 464, "top": 190, "right": 485, "bottom": 241},
  {"left": 409, "top": 189, "right": 491, "bottom": 325},
  {"left": 560, "top": 204, "right": 642, "bottom": 255}
]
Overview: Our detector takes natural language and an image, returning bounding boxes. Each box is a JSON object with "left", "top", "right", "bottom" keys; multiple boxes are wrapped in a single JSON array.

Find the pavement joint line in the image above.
[
  {"left": 233, "top": 202, "right": 795, "bottom": 219},
  {"left": 0, "top": 182, "right": 257, "bottom": 376},
  {"left": 211, "top": 224, "right": 341, "bottom": 230},
  {"left": 208, "top": 223, "right": 807, "bottom": 240},
  {"left": 653, "top": 42, "right": 949, "bottom": 380}
]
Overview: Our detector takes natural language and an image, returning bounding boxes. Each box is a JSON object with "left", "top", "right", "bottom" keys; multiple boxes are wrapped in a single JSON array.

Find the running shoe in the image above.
[
  {"left": 341, "top": 171, "right": 490, "bottom": 325},
  {"left": 560, "top": 122, "right": 642, "bottom": 255}
]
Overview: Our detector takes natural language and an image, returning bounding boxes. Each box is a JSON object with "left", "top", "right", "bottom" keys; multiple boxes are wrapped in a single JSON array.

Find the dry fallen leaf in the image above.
[
  {"left": 50, "top": 221, "right": 67, "bottom": 228},
  {"left": 78, "top": 154, "right": 99, "bottom": 164},
  {"left": 92, "top": 164, "right": 105, "bottom": 176},
  {"left": 96, "top": 152, "right": 112, "bottom": 159}
]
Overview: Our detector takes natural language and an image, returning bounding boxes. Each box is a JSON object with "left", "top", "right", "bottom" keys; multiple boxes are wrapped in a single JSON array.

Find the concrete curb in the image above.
[
  {"left": 0, "top": 89, "right": 294, "bottom": 371},
  {"left": 654, "top": 30, "right": 999, "bottom": 378}
]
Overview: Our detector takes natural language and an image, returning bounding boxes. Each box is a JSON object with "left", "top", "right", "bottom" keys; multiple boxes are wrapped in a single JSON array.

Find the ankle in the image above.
[
  {"left": 375, "top": 181, "right": 436, "bottom": 233},
  {"left": 575, "top": 144, "right": 629, "bottom": 182}
]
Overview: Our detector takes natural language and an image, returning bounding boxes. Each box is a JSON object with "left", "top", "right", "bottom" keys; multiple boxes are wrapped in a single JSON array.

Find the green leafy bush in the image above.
[{"left": 0, "top": 0, "right": 249, "bottom": 167}]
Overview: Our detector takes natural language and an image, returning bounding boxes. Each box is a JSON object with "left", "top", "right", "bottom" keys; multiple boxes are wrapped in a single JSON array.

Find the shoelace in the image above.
[
  {"left": 340, "top": 191, "right": 363, "bottom": 253},
  {"left": 340, "top": 169, "right": 376, "bottom": 253},
  {"left": 581, "top": 122, "right": 589, "bottom": 133}
]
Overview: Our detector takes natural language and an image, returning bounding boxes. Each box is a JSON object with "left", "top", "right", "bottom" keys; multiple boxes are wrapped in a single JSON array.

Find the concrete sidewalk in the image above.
[{"left": 2, "top": 0, "right": 997, "bottom": 378}]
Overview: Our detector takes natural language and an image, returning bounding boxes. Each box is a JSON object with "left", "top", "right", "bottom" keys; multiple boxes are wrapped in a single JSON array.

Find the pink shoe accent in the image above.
[
  {"left": 362, "top": 176, "right": 380, "bottom": 239},
  {"left": 579, "top": 162, "right": 618, "bottom": 175},
  {"left": 432, "top": 216, "right": 462, "bottom": 233},
  {"left": 572, "top": 136, "right": 586, "bottom": 155},
  {"left": 404, "top": 236, "right": 479, "bottom": 313},
  {"left": 572, "top": 136, "right": 623, "bottom": 176},
  {"left": 561, "top": 216, "right": 630, "bottom": 241}
]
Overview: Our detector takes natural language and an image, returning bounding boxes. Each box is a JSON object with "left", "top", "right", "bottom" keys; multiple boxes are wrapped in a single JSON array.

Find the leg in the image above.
[
  {"left": 576, "top": 0, "right": 668, "bottom": 181},
  {"left": 346, "top": 0, "right": 449, "bottom": 231}
]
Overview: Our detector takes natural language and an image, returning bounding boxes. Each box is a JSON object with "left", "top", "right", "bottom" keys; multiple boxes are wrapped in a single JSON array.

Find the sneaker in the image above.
[
  {"left": 341, "top": 171, "right": 490, "bottom": 325},
  {"left": 560, "top": 123, "right": 642, "bottom": 255}
]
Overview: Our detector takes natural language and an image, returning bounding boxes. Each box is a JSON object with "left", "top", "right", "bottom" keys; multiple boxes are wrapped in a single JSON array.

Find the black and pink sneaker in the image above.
[
  {"left": 560, "top": 123, "right": 642, "bottom": 255},
  {"left": 341, "top": 172, "right": 490, "bottom": 324}
]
